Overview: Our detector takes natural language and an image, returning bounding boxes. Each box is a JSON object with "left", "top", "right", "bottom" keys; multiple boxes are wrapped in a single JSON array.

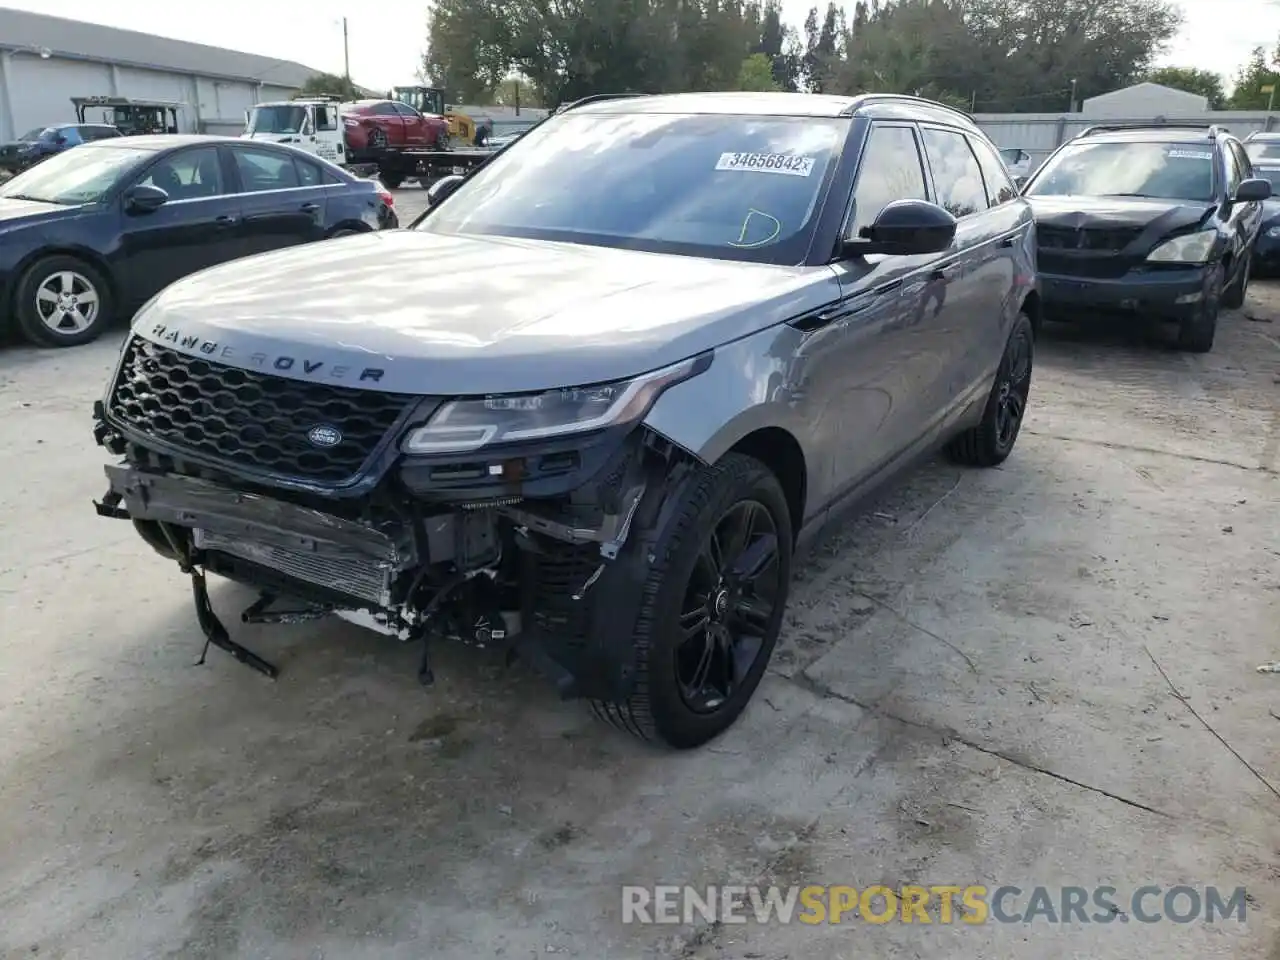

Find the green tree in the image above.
[
  {"left": 1229, "top": 43, "right": 1280, "bottom": 109},
  {"left": 1144, "top": 66, "right": 1226, "bottom": 108},
  {"left": 299, "top": 72, "right": 362, "bottom": 100},
  {"left": 422, "top": 0, "right": 512, "bottom": 104},
  {"left": 738, "top": 53, "right": 782, "bottom": 91},
  {"left": 490, "top": 77, "right": 544, "bottom": 108}
]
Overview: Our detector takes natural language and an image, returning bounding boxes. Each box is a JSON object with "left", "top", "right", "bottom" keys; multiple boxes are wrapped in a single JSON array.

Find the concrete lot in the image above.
[{"left": 1, "top": 203, "right": 1278, "bottom": 959}]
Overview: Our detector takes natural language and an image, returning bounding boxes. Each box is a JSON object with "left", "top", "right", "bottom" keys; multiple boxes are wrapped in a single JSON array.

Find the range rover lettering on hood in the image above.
[{"left": 147, "top": 323, "right": 386, "bottom": 383}]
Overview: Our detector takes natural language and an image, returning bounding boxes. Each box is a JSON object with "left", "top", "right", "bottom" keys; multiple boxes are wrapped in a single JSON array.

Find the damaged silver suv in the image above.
[{"left": 93, "top": 92, "right": 1039, "bottom": 748}]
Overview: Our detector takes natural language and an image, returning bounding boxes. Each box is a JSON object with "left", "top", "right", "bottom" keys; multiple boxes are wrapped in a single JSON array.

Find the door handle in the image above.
[
  {"left": 998, "top": 236, "right": 1016, "bottom": 248},
  {"left": 214, "top": 215, "right": 238, "bottom": 228},
  {"left": 300, "top": 202, "right": 320, "bottom": 212}
]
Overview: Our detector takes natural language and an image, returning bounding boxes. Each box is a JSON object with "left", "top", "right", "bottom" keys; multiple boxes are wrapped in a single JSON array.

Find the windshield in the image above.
[
  {"left": 0, "top": 145, "right": 151, "bottom": 204},
  {"left": 19, "top": 127, "right": 53, "bottom": 142},
  {"left": 1246, "top": 139, "right": 1280, "bottom": 161},
  {"left": 1026, "top": 141, "right": 1216, "bottom": 202},
  {"left": 419, "top": 111, "right": 846, "bottom": 263},
  {"left": 247, "top": 105, "right": 308, "bottom": 135},
  {"left": 1255, "top": 167, "right": 1280, "bottom": 196}
]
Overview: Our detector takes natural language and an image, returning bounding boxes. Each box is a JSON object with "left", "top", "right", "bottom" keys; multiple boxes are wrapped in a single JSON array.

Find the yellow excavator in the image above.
[{"left": 389, "top": 86, "right": 491, "bottom": 147}]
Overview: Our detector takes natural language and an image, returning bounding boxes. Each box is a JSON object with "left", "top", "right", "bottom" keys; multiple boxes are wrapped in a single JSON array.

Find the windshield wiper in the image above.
[{"left": 2, "top": 193, "right": 55, "bottom": 202}]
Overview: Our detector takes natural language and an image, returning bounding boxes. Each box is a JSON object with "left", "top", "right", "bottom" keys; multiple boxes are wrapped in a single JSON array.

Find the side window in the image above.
[
  {"left": 57, "top": 127, "right": 82, "bottom": 145},
  {"left": 314, "top": 105, "right": 338, "bottom": 132},
  {"left": 233, "top": 147, "right": 301, "bottom": 193},
  {"left": 322, "top": 168, "right": 345, "bottom": 185},
  {"left": 392, "top": 103, "right": 420, "bottom": 118},
  {"left": 922, "top": 128, "right": 990, "bottom": 218},
  {"left": 136, "top": 147, "right": 226, "bottom": 200},
  {"left": 373, "top": 102, "right": 399, "bottom": 117},
  {"left": 847, "top": 125, "right": 929, "bottom": 239},
  {"left": 968, "top": 136, "right": 1019, "bottom": 205},
  {"left": 294, "top": 157, "right": 323, "bottom": 187}
]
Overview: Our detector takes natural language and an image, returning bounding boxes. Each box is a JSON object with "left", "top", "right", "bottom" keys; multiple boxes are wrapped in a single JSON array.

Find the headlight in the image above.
[
  {"left": 401, "top": 355, "right": 708, "bottom": 455},
  {"left": 1146, "top": 230, "right": 1216, "bottom": 263},
  {"left": 343, "top": 118, "right": 360, "bottom": 129},
  {"left": 1266, "top": 225, "right": 1280, "bottom": 239}
]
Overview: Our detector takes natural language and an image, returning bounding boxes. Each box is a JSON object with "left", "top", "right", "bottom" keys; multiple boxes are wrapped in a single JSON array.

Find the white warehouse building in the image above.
[{"left": 0, "top": 8, "right": 323, "bottom": 140}]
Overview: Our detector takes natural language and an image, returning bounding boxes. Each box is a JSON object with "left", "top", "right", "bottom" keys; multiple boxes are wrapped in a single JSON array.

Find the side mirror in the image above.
[
  {"left": 426, "top": 174, "right": 465, "bottom": 207},
  {"left": 1235, "top": 177, "right": 1272, "bottom": 202},
  {"left": 123, "top": 183, "right": 170, "bottom": 213},
  {"left": 846, "top": 199, "right": 957, "bottom": 257}
]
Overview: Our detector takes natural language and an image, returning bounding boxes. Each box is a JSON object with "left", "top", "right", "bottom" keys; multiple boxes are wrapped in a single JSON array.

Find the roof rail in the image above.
[
  {"left": 1077, "top": 121, "right": 1219, "bottom": 139},
  {"left": 843, "top": 92, "right": 976, "bottom": 124},
  {"left": 554, "top": 93, "right": 647, "bottom": 115}
]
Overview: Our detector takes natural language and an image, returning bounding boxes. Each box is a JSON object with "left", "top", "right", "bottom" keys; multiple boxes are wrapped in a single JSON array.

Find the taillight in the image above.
[{"left": 378, "top": 186, "right": 394, "bottom": 206}]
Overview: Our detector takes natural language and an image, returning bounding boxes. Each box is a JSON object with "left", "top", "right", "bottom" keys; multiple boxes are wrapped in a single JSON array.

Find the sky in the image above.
[{"left": 6, "top": 0, "right": 1280, "bottom": 94}]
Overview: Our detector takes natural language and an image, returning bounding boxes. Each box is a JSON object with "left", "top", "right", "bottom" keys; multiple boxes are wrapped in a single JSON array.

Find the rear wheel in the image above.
[
  {"left": 1176, "top": 263, "right": 1222, "bottom": 353},
  {"left": 946, "top": 312, "right": 1034, "bottom": 467},
  {"left": 591, "top": 453, "right": 792, "bottom": 749},
  {"left": 14, "top": 255, "right": 114, "bottom": 348},
  {"left": 379, "top": 171, "right": 404, "bottom": 189}
]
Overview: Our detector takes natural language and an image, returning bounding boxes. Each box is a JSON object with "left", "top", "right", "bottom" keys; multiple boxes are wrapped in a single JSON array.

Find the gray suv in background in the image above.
[{"left": 93, "top": 91, "right": 1039, "bottom": 749}]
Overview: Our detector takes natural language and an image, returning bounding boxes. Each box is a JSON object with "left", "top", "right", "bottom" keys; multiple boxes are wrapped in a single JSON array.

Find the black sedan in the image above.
[
  {"left": 0, "top": 134, "right": 398, "bottom": 347},
  {"left": 1250, "top": 163, "right": 1280, "bottom": 276}
]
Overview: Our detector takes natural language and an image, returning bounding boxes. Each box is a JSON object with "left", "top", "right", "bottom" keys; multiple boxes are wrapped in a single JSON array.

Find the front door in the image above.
[
  {"left": 116, "top": 145, "right": 244, "bottom": 306},
  {"left": 229, "top": 145, "right": 330, "bottom": 257},
  {"left": 820, "top": 122, "right": 943, "bottom": 497}
]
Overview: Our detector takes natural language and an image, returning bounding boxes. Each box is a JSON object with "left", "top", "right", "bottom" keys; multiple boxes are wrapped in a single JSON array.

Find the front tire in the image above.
[
  {"left": 591, "top": 453, "right": 793, "bottom": 749},
  {"left": 14, "top": 255, "right": 113, "bottom": 348},
  {"left": 946, "top": 311, "right": 1034, "bottom": 467},
  {"left": 1176, "top": 263, "right": 1222, "bottom": 353}
]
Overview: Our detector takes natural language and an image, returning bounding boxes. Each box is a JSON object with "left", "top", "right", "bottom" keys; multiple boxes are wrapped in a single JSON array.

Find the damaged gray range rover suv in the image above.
[{"left": 93, "top": 91, "right": 1039, "bottom": 748}]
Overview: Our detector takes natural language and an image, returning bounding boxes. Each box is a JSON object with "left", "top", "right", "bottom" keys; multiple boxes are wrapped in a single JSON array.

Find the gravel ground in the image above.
[{"left": 1, "top": 215, "right": 1278, "bottom": 958}]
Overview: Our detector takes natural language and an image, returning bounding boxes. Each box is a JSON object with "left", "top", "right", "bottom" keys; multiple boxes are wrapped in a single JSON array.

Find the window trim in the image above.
[
  {"left": 840, "top": 121, "right": 931, "bottom": 240},
  {"left": 966, "top": 133, "right": 1019, "bottom": 208},
  {"left": 918, "top": 122, "right": 992, "bottom": 219}
]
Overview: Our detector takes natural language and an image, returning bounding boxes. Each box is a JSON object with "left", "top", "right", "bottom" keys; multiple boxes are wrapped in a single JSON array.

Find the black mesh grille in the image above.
[
  {"left": 108, "top": 337, "right": 413, "bottom": 484},
  {"left": 1038, "top": 225, "right": 1144, "bottom": 252},
  {"left": 1038, "top": 252, "right": 1132, "bottom": 279}
]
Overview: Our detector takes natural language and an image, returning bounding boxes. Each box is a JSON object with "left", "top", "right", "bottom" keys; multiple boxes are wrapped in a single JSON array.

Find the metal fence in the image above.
[{"left": 974, "top": 111, "right": 1280, "bottom": 171}]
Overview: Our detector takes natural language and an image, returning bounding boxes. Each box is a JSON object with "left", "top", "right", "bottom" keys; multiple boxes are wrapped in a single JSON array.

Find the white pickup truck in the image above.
[{"left": 242, "top": 97, "right": 349, "bottom": 167}]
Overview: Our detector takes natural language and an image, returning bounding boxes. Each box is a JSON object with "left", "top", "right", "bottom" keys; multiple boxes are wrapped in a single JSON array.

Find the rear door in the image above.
[
  {"left": 918, "top": 126, "right": 1019, "bottom": 422},
  {"left": 116, "top": 145, "right": 244, "bottom": 305},
  {"left": 228, "top": 144, "right": 330, "bottom": 255}
]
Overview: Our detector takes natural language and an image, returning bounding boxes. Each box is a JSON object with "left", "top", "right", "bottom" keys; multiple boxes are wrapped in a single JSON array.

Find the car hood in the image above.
[
  {"left": 0, "top": 196, "right": 76, "bottom": 223},
  {"left": 1026, "top": 195, "right": 1214, "bottom": 233},
  {"left": 1261, "top": 198, "right": 1280, "bottom": 223},
  {"left": 131, "top": 230, "right": 838, "bottom": 396}
]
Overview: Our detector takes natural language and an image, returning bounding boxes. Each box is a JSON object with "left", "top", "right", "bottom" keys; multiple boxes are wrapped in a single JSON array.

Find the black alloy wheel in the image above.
[
  {"left": 675, "top": 500, "right": 782, "bottom": 713},
  {"left": 993, "top": 324, "right": 1033, "bottom": 455}
]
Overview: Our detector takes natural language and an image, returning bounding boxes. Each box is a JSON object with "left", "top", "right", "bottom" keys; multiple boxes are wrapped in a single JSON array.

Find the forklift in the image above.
[{"left": 71, "top": 97, "right": 188, "bottom": 136}]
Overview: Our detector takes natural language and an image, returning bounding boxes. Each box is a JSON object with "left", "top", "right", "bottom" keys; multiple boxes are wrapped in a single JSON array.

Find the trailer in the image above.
[{"left": 371, "top": 146, "right": 494, "bottom": 188}]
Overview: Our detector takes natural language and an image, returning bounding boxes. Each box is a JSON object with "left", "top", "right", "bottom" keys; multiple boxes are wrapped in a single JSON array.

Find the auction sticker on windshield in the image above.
[
  {"left": 1167, "top": 149, "right": 1212, "bottom": 160},
  {"left": 716, "top": 152, "right": 815, "bottom": 176}
]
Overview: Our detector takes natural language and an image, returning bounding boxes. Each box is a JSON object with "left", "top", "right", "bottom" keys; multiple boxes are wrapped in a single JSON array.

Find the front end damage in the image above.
[{"left": 92, "top": 334, "right": 708, "bottom": 700}]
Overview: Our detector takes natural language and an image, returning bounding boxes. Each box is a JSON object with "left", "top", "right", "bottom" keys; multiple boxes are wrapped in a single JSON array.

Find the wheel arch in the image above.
[
  {"left": 723, "top": 426, "right": 808, "bottom": 542},
  {"left": 325, "top": 220, "right": 374, "bottom": 238},
  {"left": 1020, "top": 288, "right": 1042, "bottom": 336}
]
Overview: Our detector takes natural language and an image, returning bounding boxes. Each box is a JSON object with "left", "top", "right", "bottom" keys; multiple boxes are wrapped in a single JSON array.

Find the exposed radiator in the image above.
[{"left": 195, "top": 530, "right": 393, "bottom": 606}]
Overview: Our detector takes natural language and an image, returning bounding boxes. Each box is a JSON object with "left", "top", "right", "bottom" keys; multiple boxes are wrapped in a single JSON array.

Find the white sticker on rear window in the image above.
[
  {"left": 716, "top": 152, "right": 815, "bottom": 176},
  {"left": 1167, "top": 149, "right": 1212, "bottom": 160}
]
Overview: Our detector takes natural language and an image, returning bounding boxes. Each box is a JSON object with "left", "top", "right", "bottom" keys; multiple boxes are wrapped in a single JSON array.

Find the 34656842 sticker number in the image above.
[{"left": 715, "top": 152, "right": 816, "bottom": 177}]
